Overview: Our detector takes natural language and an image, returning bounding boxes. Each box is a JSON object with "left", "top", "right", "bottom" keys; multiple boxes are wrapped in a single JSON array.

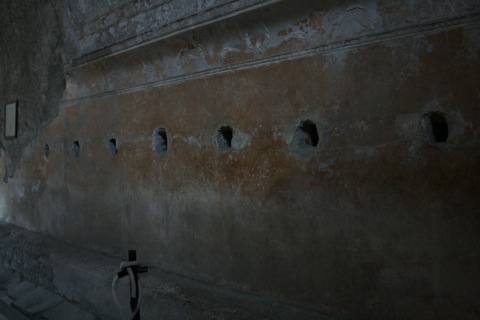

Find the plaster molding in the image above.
[
  {"left": 63, "top": 11, "right": 480, "bottom": 106},
  {"left": 71, "top": 0, "right": 281, "bottom": 68}
]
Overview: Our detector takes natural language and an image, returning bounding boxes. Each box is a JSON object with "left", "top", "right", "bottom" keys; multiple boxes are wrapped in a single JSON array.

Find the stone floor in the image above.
[
  {"left": 0, "top": 222, "right": 342, "bottom": 320},
  {"left": 0, "top": 269, "right": 98, "bottom": 320}
]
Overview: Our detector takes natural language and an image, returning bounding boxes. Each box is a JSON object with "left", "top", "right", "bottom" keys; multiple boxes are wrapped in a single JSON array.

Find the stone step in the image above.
[
  {"left": 0, "top": 271, "right": 21, "bottom": 292},
  {"left": 0, "top": 290, "right": 13, "bottom": 305},
  {"left": 0, "top": 300, "right": 30, "bottom": 320},
  {"left": 0, "top": 269, "right": 98, "bottom": 320},
  {"left": 7, "top": 282, "right": 35, "bottom": 301},
  {"left": 11, "top": 287, "right": 63, "bottom": 319}
]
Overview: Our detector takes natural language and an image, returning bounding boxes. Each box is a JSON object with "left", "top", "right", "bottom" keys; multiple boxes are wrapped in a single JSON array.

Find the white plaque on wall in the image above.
[{"left": 5, "top": 102, "right": 17, "bottom": 139}]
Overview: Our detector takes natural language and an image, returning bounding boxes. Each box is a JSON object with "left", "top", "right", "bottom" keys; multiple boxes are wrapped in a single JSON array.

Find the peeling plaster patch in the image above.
[
  {"left": 443, "top": 111, "right": 466, "bottom": 143},
  {"left": 354, "top": 146, "right": 378, "bottom": 158},
  {"left": 391, "top": 40, "right": 423, "bottom": 75},
  {"left": 31, "top": 180, "right": 41, "bottom": 193},
  {"left": 384, "top": 37, "right": 427, "bottom": 77},
  {"left": 21, "top": 141, "right": 37, "bottom": 159},
  {"left": 0, "top": 188, "right": 8, "bottom": 221},
  {"left": 118, "top": 18, "right": 128, "bottom": 29},
  {"left": 274, "top": 12, "right": 324, "bottom": 46},
  {"left": 351, "top": 120, "right": 369, "bottom": 132},
  {"left": 323, "top": 49, "right": 349, "bottom": 71},
  {"left": 186, "top": 136, "right": 203, "bottom": 148},
  {"left": 463, "top": 27, "right": 480, "bottom": 60},
  {"left": 245, "top": 25, "right": 271, "bottom": 55},
  {"left": 220, "top": 46, "right": 241, "bottom": 62},
  {"left": 407, "top": 0, "right": 474, "bottom": 21},
  {"left": 317, "top": 161, "right": 330, "bottom": 170},
  {"left": 424, "top": 105, "right": 466, "bottom": 140},
  {"left": 272, "top": 127, "right": 284, "bottom": 141},
  {"left": 136, "top": 55, "right": 157, "bottom": 82},
  {"left": 329, "top": 103, "right": 341, "bottom": 115},
  {"left": 426, "top": 42, "right": 433, "bottom": 53},
  {"left": 395, "top": 113, "right": 424, "bottom": 141},
  {"left": 81, "top": 33, "right": 100, "bottom": 52},
  {"left": 315, "top": 154, "right": 337, "bottom": 175},
  {"left": 329, "top": 124, "right": 343, "bottom": 138},
  {"left": 327, "top": 3, "right": 378, "bottom": 39},
  {"left": 409, "top": 1, "right": 434, "bottom": 20},
  {"left": 231, "top": 128, "right": 251, "bottom": 150},
  {"left": 12, "top": 179, "right": 25, "bottom": 201},
  {"left": 290, "top": 10, "right": 324, "bottom": 38}
]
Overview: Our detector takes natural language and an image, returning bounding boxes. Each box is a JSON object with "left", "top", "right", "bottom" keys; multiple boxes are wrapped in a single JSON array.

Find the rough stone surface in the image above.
[
  {"left": 42, "top": 301, "right": 98, "bottom": 320},
  {"left": 0, "top": 270, "right": 98, "bottom": 320},
  {"left": 11, "top": 287, "right": 64, "bottom": 318},
  {"left": 0, "top": 300, "right": 30, "bottom": 320},
  {"left": 0, "top": 0, "right": 66, "bottom": 178},
  {"left": 7, "top": 282, "right": 36, "bottom": 301},
  {"left": 0, "top": 223, "right": 339, "bottom": 320},
  {"left": 0, "top": 271, "right": 21, "bottom": 292},
  {"left": 66, "top": 0, "right": 281, "bottom": 66},
  {"left": 1, "top": 1, "right": 480, "bottom": 320}
]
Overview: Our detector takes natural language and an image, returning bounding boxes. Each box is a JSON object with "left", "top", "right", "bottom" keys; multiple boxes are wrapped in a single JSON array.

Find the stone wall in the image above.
[
  {"left": 1, "top": 1, "right": 480, "bottom": 319},
  {"left": 0, "top": 0, "right": 65, "bottom": 178}
]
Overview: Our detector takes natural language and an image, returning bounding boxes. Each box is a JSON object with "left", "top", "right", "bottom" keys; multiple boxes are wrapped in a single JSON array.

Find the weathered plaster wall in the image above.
[
  {"left": 65, "top": 0, "right": 480, "bottom": 102},
  {"left": 1, "top": 1, "right": 480, "bottom": 320},
  {"left": 65, "top": 0, "right": 281, "bottom": 66},
  {"left": 0, "top": 0, "right": 65, "bottom": 178}
]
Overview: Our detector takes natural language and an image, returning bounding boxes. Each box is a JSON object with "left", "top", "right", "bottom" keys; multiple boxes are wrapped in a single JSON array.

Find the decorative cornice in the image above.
[
  {"left": 63, "top": 11, "right": 480, "bottom": 106},
  {"left": 71, "top": 0, "right": 281, "bottom": 68}
]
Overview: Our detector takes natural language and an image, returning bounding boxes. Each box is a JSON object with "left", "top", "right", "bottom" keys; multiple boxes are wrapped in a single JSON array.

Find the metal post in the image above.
[{"left": 128, "top": 250, "right": 141, "bottom": 320}]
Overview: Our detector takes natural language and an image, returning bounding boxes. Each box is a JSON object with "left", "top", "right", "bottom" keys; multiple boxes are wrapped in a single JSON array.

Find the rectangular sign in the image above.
[{"left": 5, "top": 102, "right": 17, "bottom": 139}]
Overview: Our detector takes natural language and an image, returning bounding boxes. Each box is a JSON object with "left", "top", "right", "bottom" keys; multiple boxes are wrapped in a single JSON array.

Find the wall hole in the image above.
[
  {"left": 289, "top": 120, "right": 320, "bottom": 158},
  {"left": 217, "top": 126, "right": 233, "bottom": 151},
  {"left": 152, "top": 127, "right": 168, "bottom": 155},
  {"left": 72, "top": 141, "right": 80, "bottom": 158},
  {"left": 108, "top": 138, "right": 118, "bottom": 156},
  {"left": 44, "top": 144, "right": 50, "bottom": 158},
  {"left": 423, "top": 111, "right": 449, "bottom": 143},
  {"left": 299, "top": 120, "right": 319, "bottom": 146}
]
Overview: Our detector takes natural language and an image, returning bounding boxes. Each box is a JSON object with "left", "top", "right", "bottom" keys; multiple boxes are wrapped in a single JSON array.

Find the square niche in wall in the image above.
[{"left": 4, "top": 101, "right": 17, "bottom": 139}]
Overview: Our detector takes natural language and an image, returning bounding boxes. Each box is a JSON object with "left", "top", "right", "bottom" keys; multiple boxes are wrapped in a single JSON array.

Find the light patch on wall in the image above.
[
  {"left": 0, "top": 152, "right": 7, "bottom": 221},
  {"left": 4, "top": 101, "right": 17, "bottom": 139},
  {"left": 231, "top": 128, "right": 251, "bottom": 150},
  {"left": 289, "top": 120, "right": 319, "bottom": 158}
]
